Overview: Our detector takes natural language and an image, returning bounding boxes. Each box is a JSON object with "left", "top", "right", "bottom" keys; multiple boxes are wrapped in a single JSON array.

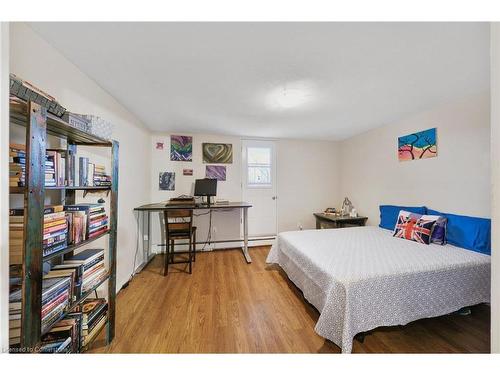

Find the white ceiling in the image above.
[{"left": 29, "top": 22, "right": 489, "bottom": 140}]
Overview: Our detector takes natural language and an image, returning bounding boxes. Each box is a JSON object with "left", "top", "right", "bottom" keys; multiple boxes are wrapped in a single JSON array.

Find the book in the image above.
[
  {"left": 88, "top": 163, "right": 95, "bottom": 187},
  {"left": 79, "top": 157, "right": 89, "bottom": 186},
  {"left": 65, "top": 248, "right": 104, "bottom": 265}
]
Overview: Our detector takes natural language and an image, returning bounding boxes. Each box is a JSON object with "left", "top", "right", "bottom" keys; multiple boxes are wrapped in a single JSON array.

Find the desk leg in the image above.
[
  {"left": 242, "top": 207, "right": 252, "bottom": 263},
  {"left": 137, "top": 210, "right": 154, "bottom": 273}
]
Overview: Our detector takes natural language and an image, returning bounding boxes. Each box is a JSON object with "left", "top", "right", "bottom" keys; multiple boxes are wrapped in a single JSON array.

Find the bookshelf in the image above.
[{"left": 9, "top": 99, "right": 119, "bottom": 351}]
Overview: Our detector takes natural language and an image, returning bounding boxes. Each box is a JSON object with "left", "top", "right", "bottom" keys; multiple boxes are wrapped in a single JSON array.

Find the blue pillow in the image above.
[
  {"left": 379, "top": 205, "right": 427, "bottom": 230},
  {"left": 427, "top": 209, "right": 491, "bottom": 255}
]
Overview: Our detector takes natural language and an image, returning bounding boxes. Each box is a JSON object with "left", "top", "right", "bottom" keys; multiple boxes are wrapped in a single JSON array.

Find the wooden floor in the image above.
[{"left": 90, "top": 246, "right": 490, "bottom": 353}]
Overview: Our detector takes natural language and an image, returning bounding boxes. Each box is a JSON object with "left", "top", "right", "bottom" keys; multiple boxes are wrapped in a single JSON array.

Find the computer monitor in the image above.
[{"left": 194, "top": 178, "right": 217, "bottom": 201}]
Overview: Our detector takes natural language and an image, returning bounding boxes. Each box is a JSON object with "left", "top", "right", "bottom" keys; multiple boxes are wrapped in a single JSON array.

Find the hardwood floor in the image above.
[{"left": 90, "top": 246, "right": 490, "bottom": 353}]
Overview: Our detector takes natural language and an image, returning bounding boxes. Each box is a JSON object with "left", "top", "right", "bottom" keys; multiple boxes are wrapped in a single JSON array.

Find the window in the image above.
[{"left": 247, "top": 147, "right": 272, "bottom": 187}]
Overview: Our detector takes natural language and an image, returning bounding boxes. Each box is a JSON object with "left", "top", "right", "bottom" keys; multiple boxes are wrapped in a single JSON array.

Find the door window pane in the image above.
[
  {"left": 247, "top": 147, "right": 271, "bottom": 164},
  {"left": 247, "top": 147, "right": 272, "bottom": 186},
  {"left": 248, "top": 166, "right": 271, "bottom": 185}
]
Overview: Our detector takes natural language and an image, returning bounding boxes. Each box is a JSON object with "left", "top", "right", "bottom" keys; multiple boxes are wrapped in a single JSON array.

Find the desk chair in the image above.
[{"left": 163, "top": 209, "right": 197, "bottom": 276}]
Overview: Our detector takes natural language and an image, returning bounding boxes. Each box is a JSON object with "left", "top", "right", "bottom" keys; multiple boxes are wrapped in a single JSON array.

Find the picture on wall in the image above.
[
  {"left": 398, "top": 128, "right": 437, "bottom": 161},
  {"left": 202, "top": 143, "right": 233, "bottom": 164},
  {"left": 159, "top": 172, "right": 175, "bottom": 190},
  {"left": 183, "top": 168, "right": 193, "bottom": 176},
  {"left": 170, "top": 135, "right": 193, "bottom": 161},
  {"left": 205, "top": 165, "right": 226, "bottom": 181}
]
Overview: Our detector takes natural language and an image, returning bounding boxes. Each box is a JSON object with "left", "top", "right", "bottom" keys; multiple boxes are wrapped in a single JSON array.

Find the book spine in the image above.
[{"left": 78, "top": 157, "right": 89, "bottom": 186}]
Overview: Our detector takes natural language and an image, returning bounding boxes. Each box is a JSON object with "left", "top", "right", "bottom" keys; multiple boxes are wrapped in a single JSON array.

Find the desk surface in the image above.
[{"left": 134, "top": 201, "right": 252, "bottom": 211}]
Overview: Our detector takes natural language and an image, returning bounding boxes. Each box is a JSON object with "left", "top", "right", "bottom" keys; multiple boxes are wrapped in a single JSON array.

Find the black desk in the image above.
[{"left": 134, "top": 202, "right": 253, "bottom": 269}]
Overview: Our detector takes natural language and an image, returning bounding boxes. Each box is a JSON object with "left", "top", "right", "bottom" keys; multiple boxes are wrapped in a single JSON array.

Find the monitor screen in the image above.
[{"left": 194, "top": 178, "right": 217, "bottom": 197}]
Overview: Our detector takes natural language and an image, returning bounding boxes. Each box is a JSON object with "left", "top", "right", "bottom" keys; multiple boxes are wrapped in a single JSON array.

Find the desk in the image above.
[
  {"left": 134, "top": 202, "right": 253, "bottom": 269},
  {"left": 313, "top": 212, "right": 368, "bottom": 229}
]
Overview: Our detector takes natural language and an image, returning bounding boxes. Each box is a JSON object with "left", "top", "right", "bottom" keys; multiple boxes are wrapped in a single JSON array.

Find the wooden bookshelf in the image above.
[{"left": 9, "top": 99, "right": 119, "bottom": 352}]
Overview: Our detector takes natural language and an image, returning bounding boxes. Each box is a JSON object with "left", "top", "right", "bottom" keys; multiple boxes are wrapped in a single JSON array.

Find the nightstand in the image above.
[{"left": 313, "top": 213, "right": 368, "bottom": 229}]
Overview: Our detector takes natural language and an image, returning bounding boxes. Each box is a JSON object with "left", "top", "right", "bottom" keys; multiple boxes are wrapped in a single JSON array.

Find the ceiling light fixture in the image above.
[{"left": 265, "top": 80, "right": 316, "bottom": 110}]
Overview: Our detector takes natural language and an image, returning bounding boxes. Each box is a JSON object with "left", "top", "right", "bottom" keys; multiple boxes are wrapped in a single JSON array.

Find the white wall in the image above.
[
  {"left": 150, "top": 133, "right": 242, "bottom": 250},
  {"left": 9, "top": 23, "right": 152, "bottom": 291},
  {"left": 339, "top": 92, "right": 490, "bottom": 225},
  {"left": 148, "top": 133, "right": 340, "bottom": 250},
  {"left": 277, "top": 139, "right": 340, "bottom": 231},
  {"left": 490, "top": 22, "right": 500, "bottom": 354},
  {"left": 0, "top": 22, "right": 10, "bottom": 353}
]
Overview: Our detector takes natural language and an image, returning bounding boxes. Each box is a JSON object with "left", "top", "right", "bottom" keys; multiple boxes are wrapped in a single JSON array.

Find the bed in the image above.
[{"left": 266, "top": 226, "right": 491, "bottom": 353}]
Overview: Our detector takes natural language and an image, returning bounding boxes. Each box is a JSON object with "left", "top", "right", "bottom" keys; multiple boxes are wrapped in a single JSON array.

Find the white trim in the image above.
[
  {"left": 0, "top": 22, "right": 10, "bottom": 352},
  {"left": 490, "top": 22, "right": 500, "bottom": 354}
]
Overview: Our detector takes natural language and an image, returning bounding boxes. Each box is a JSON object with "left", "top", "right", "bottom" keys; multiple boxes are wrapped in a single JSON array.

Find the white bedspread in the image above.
[{"left": 266, "top": 226, "right": 491, "bottom": 353}]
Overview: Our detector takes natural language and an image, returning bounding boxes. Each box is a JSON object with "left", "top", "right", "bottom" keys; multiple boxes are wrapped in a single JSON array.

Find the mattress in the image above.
[{"left": 266, "top": 226, "right": 491, "bottom": 353}]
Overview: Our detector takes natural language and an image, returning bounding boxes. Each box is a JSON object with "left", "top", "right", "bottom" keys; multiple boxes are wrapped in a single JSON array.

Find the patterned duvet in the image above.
[{"left": 266, "top": 226, "right": 491, "bottom": 353}]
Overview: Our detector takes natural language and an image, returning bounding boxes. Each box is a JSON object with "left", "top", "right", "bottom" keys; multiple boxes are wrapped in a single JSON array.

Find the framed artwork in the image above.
[
  {"left": 155, "top": 141, "right": 164, "bottom": 150},
  {"left": 183, "top": 168, "right": 193, "bottom": 176},
  {"left": 205, "top": 165, "right": 226, "bottom": 181},
  {"left": 398, "top": 128, "right": 437, "bottom": 161},
  {"left": 202, "top": 143, "right": 233, "bottom": 164},
  {"left": 159, "top": 172, "right": 175, "bottom": 190},
  {"left": 170, "top": 135, "right": 193, "bottom": 161}
]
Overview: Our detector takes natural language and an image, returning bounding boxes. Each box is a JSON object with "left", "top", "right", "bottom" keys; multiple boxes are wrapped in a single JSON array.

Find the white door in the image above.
[{"left": 241, "top": 140, "right": 277, "bottom": 237}]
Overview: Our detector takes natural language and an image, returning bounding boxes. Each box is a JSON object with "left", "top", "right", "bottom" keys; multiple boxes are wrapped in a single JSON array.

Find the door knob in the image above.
[{"left": 272, "top": 196, "right": 277, "bottom": 200}]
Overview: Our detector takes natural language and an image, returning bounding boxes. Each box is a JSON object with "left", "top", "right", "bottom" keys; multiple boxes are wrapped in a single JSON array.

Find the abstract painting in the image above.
[
  {"left": 202, "top": 143, "right": 233, "bottom": 164},
  {"left": 398, "top": 128, "right": 437, "bottom": 161},
  {"left": 170, "top": 135, "right": 193, "bottom": 161},
  {"left": 205, "top": 165, "right": 226, "bottom": 181},
  {"left": 159, "top": 172, "right": 175, "bottom": 190},
  {"left": 183, "top": 168, "right": 193, "bottom": 176}
]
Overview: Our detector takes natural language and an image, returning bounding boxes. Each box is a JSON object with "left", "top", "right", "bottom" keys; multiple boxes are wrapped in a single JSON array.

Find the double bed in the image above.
[{"left": 266, "top": 226, "right": 491, "bottom": 353}]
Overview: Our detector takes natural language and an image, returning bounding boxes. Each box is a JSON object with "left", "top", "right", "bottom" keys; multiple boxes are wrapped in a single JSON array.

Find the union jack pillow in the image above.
[{"left": 393, "top": 210, "right": 437, "bottom": 244}]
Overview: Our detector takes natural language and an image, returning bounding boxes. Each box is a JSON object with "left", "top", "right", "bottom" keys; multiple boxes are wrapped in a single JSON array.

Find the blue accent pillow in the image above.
[
  {"left": 379, "top": 205, "right": 427, "bottom": 230},
  {"left": 427, "top": 209, "right": 491, "bottom": 255}
]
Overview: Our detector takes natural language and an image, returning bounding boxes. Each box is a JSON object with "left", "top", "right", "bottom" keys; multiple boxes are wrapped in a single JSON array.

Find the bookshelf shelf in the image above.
[
  {"left": 41, "top": 274, "right": 110, "bottom": 336},
  {"left": 10, "top": 98, "right": 112, "bottom": 146},
  {"left": 43, "top": 230, "right": 110, "bottom": 262},
  {"left": 9, "top": 98, "right": 119, "bottom": 353}
]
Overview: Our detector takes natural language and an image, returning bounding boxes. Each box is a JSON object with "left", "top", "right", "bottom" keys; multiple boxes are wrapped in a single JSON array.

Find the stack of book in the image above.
[
  {"left": 40, "top": 277, "right": 72, "bottom": 333},
  {"left": 45, "top": 153, "right": 56, "bottom": 187},
  {"left": 46, "top": 263, "right": 81, "bottom": 303},
  {"left": 43, "top": 206, "right": 68, "bottom": 257},
  {"left": 65, "top": 204, "right": 108, "bottom": 243},
  {"left": 46, "top": 150, "right": 66, "bottom": 187},
  {"left": 41, "top": 312, "right": 83, "bottom": 353},
  {"left": 64, "top": 249, "right": 108, "bottom": 294},
  {"left": 9, "top": 205, "right": 68, "bottom": 261},
  {"left": 65, "top": 205, "right": 88, "bottom": 245},
  {"left": 93, "top": 164, "right": 112, "bottom": 187},
  {"left": 9, "top": 143, "right": 25, "bottom": 187},
  {"left": 73, "top": 298, "right": 108, "bottom": 349},
  {"left": 9, "top": 266, "right": 22, "bottom": 347},
  {"left": 89, "top": 204, "right": 108, "bottom": 239},
  {"left": 9, "top": 210, "right": 24, "bottom": 265},
  {"left": 7, "top": 276, "right": 73, "bottom": 335}
]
